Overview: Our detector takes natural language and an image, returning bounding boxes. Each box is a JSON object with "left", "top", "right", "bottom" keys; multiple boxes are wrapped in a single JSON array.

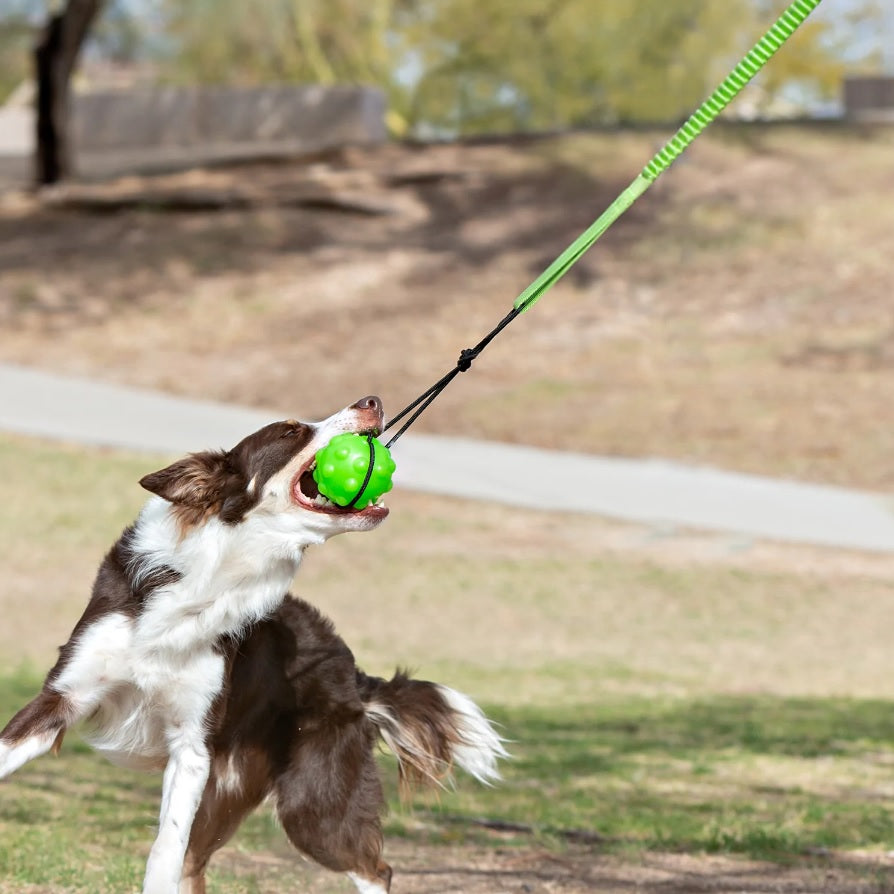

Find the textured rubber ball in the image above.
[{"left": 313, "top": 433, "right": 396, "bottom": 508}]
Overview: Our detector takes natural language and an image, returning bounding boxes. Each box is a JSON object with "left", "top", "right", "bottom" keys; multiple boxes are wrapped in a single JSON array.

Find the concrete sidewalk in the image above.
[{"left": 2, "top": 362, "right": 894, "bottom": 553}]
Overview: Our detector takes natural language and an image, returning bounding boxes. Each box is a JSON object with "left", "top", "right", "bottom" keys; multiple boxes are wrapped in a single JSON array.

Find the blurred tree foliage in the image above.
[
  {"left": 0, "top": 4, "right": 36, "bottom": 102},
  {"left": 400, "top": 0, "right": 756, "bottom": 131},
  {"left": 162, "top": 0, "right": 399, "bottom": 88},
  {"left": 159, "top": 0, "right": 885, "bottom": 135},
  {"left": 1, "top": 1, "right": 887, "bottom": 131},
  {"left": 743, "top": 0, "right": 884, "bottom": 112},
  {"left": 0, "top": 0, "right": 147, "bottom": 104}
]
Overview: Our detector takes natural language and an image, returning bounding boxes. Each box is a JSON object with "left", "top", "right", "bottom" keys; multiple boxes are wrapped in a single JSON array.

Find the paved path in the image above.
[{"left": 2, "top": 362, "right": 894, "bottom": 553}]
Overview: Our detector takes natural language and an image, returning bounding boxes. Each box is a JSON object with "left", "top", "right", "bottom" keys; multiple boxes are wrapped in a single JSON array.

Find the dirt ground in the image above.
[
  {"left": 1, "top": 125, "right": 894, "bottom": 488},
  {"left": 204, "top": 839, "right": 894, "bottom": 894},
  {"left": 390, "top": 847, "right": 894, "bottom": 894},
  {"left": 9, "top": 845, "right": 894, "bottom": 894}
]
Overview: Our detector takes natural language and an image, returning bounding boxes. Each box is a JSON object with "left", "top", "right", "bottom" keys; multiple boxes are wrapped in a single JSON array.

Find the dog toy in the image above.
[{"left": 314, "top": 433, "right": 396, "bottom": 508}]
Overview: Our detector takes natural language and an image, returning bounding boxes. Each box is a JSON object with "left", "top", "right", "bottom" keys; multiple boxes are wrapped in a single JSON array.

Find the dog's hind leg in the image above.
[
  {"left": 346, "top": 866, "right": 392, "bottom": 893},
  {"left": 273, "top": 724, "right": 393, "bottom": 893}
]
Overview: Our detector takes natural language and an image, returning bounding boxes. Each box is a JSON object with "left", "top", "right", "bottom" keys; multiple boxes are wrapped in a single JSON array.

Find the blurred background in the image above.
[
  {"left": 0, "top": 0, "right": 893, "bottom": 480},
  {"left": 3, "top": 2, "right": 894, "bottom": 892}
]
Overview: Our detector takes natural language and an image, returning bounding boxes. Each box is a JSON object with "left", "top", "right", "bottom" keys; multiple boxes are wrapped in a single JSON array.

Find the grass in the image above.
[
  {"left": 5, "top": 434, "right": 894, "bottom": 889},
  {"left": 6, "top": 677, "right": 894, "bottom": 891},
  {"left": 387, "top": 696, "right": 894, "bottom": 859}
]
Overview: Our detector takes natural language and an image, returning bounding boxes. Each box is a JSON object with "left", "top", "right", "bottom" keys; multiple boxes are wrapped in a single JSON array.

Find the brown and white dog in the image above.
[{"left": 0, "top": 396, "right": 506, "bottom": 894}]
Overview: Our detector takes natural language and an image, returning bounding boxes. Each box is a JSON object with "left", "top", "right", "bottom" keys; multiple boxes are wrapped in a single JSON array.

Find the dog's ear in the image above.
[{"left": 139, "top": 451, "right": 243, "bottom": 508}]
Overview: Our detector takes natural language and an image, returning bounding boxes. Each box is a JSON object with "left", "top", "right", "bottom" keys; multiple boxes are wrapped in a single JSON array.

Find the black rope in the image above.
[
  {"left": 346, "top": 433, "right": 377, "bottom": 509},
  {"left": 383, "top": 306, "right": 521, "bottom": 448},
  {"left": 338, "top": 306, "right": 521, "bottom": 502}
]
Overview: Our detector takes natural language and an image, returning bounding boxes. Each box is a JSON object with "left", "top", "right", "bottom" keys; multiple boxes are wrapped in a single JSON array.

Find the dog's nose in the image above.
[{"left": 352, "top": 395, "right": 382, "bottom": 414}]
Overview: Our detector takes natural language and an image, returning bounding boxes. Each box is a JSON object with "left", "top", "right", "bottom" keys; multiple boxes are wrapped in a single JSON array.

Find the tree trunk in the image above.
[{"left": 34, "top": 0, "right": 102, "bottom": 186}]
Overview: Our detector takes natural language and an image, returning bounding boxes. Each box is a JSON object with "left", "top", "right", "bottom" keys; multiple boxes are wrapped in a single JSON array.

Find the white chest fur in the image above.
[
  {"left": 130, "top": 497, "right": 303, "bottom": 651},
  {"left": 56, "top": 497, "right": 304, "bottom": 770}
]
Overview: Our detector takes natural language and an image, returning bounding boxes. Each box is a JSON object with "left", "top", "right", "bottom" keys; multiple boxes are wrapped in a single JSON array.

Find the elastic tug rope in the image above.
[
  {"left": 380, "top": 0, "right": 823, "bottom": 450},
  {"left": 345, "top": 433, "right": 378, "bottom": 509}
]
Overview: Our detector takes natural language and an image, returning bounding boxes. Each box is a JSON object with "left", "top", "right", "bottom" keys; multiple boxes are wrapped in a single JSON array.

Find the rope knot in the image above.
[
  {"left": 458, "top": 348, "right": 476, "bottom": 371},
  {"left": 382, "top": 307, "right": 519, "bottom": 447}
]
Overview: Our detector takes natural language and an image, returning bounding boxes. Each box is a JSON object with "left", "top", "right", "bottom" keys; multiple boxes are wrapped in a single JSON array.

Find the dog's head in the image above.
[{"left": 139, "top": 396, "right": 389, "bottom": 542}]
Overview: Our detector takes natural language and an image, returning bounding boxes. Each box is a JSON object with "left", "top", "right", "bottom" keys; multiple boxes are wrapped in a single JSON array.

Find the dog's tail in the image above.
[{"left": 357, "top": 669, "right": 508, "bottom": 792}]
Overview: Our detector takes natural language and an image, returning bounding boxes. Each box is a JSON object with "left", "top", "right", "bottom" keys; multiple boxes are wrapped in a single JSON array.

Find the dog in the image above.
[{"left": 0, "top": 396, "right": 506, "bottom": 894}]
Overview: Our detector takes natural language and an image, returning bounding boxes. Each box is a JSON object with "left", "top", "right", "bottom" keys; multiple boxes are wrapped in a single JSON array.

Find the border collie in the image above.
[{"left": 0, "top": 396, "right": 506, "bottom": 894}]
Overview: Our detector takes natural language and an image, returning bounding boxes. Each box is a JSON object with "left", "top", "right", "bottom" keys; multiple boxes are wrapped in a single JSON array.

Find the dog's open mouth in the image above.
[{"left": 292, "top": 430, "right": 389, "bottom": 518}]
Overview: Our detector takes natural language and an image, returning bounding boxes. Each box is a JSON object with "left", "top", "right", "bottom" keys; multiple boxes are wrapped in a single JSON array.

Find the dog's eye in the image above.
[{"left": 281, "top": 420, "right": 303, "bottom": 438}]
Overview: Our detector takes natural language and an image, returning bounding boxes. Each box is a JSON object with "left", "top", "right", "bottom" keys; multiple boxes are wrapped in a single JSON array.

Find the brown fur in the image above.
[
  {"left": 358, "top": 671, "right": 465, "bottom": 794},
  {"left": 0, "top": 689, "right": 73, "bottom": 748},
  {"left": 139, "top": 420, "right": 316, "bottom": 532},
  {"left": 176, "top": 594, "right": 467, "bottom": 892}
]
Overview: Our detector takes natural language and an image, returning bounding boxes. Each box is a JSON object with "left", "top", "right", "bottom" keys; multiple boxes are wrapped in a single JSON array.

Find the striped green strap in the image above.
[{"left": 513, "top": 0, "right": 823, "bottom": 313}]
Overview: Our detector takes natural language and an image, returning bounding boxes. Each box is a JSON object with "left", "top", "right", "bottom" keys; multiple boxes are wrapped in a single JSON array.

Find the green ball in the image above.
[{"left": 313, "top": 433, "right": 396, "bottom": 509}]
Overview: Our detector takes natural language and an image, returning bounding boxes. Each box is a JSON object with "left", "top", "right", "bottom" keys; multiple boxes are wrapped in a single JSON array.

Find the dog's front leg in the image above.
[
  {"left": 142, "top": 735, "right": 211, "bottom": 894},
  {"left": 141, "top": 651, "right": 224, "bottom": 894}
]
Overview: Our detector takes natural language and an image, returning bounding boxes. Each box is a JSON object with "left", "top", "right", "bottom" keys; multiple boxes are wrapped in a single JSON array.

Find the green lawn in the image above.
[
  {"left": 388, "top": 695, "right": 894, "bottom": 858},
  {"left": 3, "top": 434, "right": 894, "bottom": 891},
  {"left": 6, "top": 675, "right": 894, "bottom": 891}
]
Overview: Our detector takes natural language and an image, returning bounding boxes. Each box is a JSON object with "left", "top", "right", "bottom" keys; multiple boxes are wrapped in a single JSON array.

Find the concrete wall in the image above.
[
  {"left": 72, "top": 84, "right": 386, "bottom": 175},
  {"left": 0, "top": 84, "right": 387, "bottom": 186},
  {"left": 843, "top": 76, "right": 894, "bottom": 123}
]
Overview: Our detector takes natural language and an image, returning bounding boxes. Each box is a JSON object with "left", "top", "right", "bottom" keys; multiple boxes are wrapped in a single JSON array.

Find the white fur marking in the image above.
[
  {"left": 143, "top": 741, "right": 212, "bottom": 893},
  {"left": 129, "top": 497, "right": 306, "bottom": 653},
  {"left": 0, "top": 731, "right": 59, "bottom": 779},
  {"left": 141, "top": 652, "right": 224, "bottom": 894},
  {"left": 215, "top": 753, "right": 243, "bottom": 797},
  {"left": 366, "top": 687, "right": 507, "bottom": 787},
  {"left": 437, "top": 686, "right": 509, "bottom": 784},
  {"left": 347, "top": 872, "right": 388, "bottom": 894},
  {"left": 51, "top": 612, "right": 133, "bottom": 712}
]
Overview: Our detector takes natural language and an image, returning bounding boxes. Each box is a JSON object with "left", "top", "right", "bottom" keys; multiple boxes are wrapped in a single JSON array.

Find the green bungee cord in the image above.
[{"left": 313, "top": 0, "right": 825, "bottom": 508}]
